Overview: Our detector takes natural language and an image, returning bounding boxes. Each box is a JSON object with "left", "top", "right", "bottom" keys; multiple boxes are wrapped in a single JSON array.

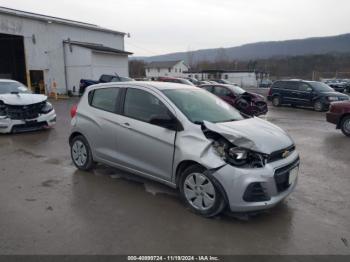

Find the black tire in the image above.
[
  {"left": 70, "top": 135, "right": 95, "bottom": 171},
  {"left": 314, "top": 100, "right": 324, "bottom": 112},
  {"left": 179, "top": 165, "right": 225, "bottom": 218},
  {"left": 272, "top": 96, "right": 281, "bottom": 107},
  {"left": 340, "top": 115, "right": 350, "bottom": 137}
]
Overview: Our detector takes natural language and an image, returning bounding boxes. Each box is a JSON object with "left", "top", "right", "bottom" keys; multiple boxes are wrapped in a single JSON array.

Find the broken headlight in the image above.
[
  {"left": 41, "top": 101, "right": 53, "bottom": 114},
  {"left": 212, "top": 139, "right": 267, "bottom": 168}
]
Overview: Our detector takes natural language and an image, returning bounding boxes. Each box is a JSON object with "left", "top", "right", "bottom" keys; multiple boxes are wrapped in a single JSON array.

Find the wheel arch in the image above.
[
  {"left": 175, "top": 160, "right": 202, "bottom": 188},
  {"left": 338, "top": 113, "right": 350, "bottom": 129},
  {"left": 69, "top": 131, "right": 85, "bottom": 146},
  {"left": 175, "top": 160, "right": 229, "bottom": 206}
]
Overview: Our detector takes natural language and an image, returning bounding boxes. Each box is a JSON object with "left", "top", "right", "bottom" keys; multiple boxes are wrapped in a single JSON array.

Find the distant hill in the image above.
[{"left": 133, "top": 33, "right": 350, "bottom": 63}]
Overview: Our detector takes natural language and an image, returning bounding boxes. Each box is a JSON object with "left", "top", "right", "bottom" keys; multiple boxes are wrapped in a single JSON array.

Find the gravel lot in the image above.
[{"left": 0, "top": 98, "right": 349, "bottom": 255}]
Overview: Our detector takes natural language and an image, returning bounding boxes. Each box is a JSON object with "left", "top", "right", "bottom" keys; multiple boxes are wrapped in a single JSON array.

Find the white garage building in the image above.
[{"left": 0, "top": 6, "right": 132, "bottom": 95}]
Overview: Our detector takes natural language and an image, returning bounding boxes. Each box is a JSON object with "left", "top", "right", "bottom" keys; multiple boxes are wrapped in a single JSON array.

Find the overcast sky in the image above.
[{"left": 0, "top": 0, "right": 349, "bottom": 56}]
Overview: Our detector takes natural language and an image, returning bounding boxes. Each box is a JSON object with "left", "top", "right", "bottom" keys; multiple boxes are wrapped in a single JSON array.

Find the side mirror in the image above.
[{"left": 149, "top": 115, "right": 182, "bottom": 131}]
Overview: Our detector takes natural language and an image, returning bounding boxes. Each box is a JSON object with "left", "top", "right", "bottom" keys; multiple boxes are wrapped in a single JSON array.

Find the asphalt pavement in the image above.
[{"left": 0, "top": 98, "right": 349, "bottom": 255}]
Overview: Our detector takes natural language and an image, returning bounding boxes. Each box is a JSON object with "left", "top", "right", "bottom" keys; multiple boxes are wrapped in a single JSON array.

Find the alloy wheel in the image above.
[
  {"left": 342, "top": 117, "right": 350, "bottom": 135},
  {"left": 72, "top": 140, "right": 88, "bottom": 167},
  {"left": 314, "top": 101, "right": 323, "bottom": 112}
]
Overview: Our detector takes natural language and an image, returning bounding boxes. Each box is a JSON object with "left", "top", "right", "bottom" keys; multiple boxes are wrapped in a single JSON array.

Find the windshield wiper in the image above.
[{"left": 10, "top": 91, "right": 19, "bottom": 95}]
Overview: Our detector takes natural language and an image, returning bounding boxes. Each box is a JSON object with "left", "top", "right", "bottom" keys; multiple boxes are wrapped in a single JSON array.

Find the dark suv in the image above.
[{"left": 267, "top": 80, "right": 349, "bottom": 111}]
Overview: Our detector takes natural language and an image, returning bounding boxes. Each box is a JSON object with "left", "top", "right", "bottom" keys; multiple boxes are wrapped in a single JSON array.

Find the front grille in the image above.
[
  {"left": 6, "top": 102, "right": 44, "bottom": 120},
  {"left": 243, "top": 183, "right": 271, "bottom": 202},
  {"left": 274, "top": 157, "right": 300, "bottom": 193},
  {"left": 267, "top": 145, "right": 296, "bottom": 163},
  {"left": 12, "top": 121, "right": 47, "bottom": 133}
]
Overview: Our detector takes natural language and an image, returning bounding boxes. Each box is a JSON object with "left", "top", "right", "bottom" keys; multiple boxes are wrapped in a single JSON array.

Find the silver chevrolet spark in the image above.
[{"left": 69, "top": 82, "right": 299, "bottom": 217}]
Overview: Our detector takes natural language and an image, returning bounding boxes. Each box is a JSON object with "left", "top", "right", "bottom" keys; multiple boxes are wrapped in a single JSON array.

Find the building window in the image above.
[
  {"left": 225, "top": 74, "right": 228, "bottom": 79},
  {"left": 175, "top": 68, "right": 177, "bottom": 73},
  {"left": 208, "top": 75, "right": 211, "bottom": 79},
  {"left": 189, "top": 75, "right": 192, "bottom": 78},
  {"left": 148, "top": 68, "right": 150, "bottom": 73},
  {"left": 168, "top": 68, "right": 171, "bottom": 73},
  {"left": 179, "top": 68, "right": 182, "bottom": 73},
  {"left": 195, "top": 75, "right": 198, "bottom": 79},
  {"left": 157, "top": 68, "right": 160, "bottom": 73}
]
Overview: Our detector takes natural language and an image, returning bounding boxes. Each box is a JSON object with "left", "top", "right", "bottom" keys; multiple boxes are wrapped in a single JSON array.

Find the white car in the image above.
[{"left": 0, "top": 80, "right": 56, "bottom": 133}]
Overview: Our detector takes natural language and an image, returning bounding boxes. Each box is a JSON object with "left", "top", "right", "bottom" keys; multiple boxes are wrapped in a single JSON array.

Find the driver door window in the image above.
[{"left": 124, "top": 88, "right": 170, "bottom": 124}]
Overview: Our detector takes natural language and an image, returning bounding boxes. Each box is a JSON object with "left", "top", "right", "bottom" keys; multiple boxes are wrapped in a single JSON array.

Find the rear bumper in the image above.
[{"left": 0, "top": 110, "right": 56, "bottom": 134}]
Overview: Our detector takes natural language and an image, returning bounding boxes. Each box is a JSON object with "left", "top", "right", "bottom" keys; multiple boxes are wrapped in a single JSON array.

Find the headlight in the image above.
[
  {"left": 328, "top": 96, "right": 339, "bottom": 101},
  {"left": 212, "top": 139, "right": 267, "bottom": 168},
  {"left": 41, "top": 102, "right": 53, "bottom": 114}
]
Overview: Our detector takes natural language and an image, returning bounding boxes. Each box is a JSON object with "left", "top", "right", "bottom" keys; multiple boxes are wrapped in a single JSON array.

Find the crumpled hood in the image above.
[
  {"left": 204, "top": 117, "right": 294, "bottom": 154},
  {"left": 0, "top": 94, "right": 47, "bottom": 106}
]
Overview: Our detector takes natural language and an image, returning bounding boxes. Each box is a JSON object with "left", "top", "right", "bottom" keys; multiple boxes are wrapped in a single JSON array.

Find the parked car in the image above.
[
  {"left": 212, "top": 79, "right": 239, "bottom": 86},
  {"left": 267, "top": 80, "right": 349, "bottom": 111},
  {"left": 259, "top": 80, "right": 273, "bottom": 88},
  {"left": 324, "top": 80, "right": 346, "bottom": 93},
  {"left": 69, "top": 82, "right": 299, "bottom": 217},
  {"left": 0, "top": 79, "right": 56, "bottom": 133},
  {"left": 158, "top": 77, "right": 194, "bottom": 86},
  {"left": 185, "top": 77, "right": 200, "bottom": 86},
  {"left": 201, "top": 84, "right": 268, "bottom": 116},
  {"left": 326, "top": 101, "right": 350, "bottom": 137},
  {"left": 79, "top": 74, "right": 134, "bottom": 95}
]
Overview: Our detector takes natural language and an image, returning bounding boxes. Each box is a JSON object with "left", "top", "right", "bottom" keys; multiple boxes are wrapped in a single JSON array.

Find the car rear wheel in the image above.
[
  {"left": 179, "top": 165, "right": 225, "bottom": 217},
  {"left": 340, "top": 116, "right": 350, "bottom": 137},
  {"left": 272, "top": 96, "right": 281, "bottom": 107},
  {"left": 314, "top": 100, "right": 324, "bottom": 112},
  {"left": 71, "top": 135, "right": 95, "bottom": 171}
]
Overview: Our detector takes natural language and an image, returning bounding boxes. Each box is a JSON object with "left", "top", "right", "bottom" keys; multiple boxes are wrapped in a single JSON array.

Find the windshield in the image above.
[
  {"left": 0, "top": 82, "right": 31, "bottom": 94},
  {"left": 163, "top": 88, "right": 243, "bottom": 124},
  {"left": 310, "top": 82, "right": 335, "bottom": 92},
  {"left": 227, "top": 85, "right": 246, "bottom": 95}
]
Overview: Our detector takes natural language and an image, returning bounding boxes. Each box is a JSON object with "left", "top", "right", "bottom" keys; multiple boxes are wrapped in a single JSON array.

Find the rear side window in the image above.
[
  {"left": 285, "top": 81, "right": 299, "bottom": 90},
  {"left": 90, "top": 87, "right": 120, "bottom": 113},
  {"left": 213, "top": 86, "right": 232, "bottom": 96},
  {"left": 124, "top": 88, "right": 170, "bottom": 123}
]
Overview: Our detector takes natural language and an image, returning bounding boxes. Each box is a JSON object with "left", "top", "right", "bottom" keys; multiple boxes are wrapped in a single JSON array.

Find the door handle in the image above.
[{"left": 122, "top": 122, "right": 132, "bottom": 129}]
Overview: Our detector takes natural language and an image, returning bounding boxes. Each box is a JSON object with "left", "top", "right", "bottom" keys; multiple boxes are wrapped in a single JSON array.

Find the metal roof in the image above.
[
  {"left": 90, "top": 81, "right": 196, "bottom": 91},
  {"left": 0, "top": 6, "right": 126, "bottom": 35},
  {"left": 145, "top": 60, "right": 184, "bottom": 69},
  {"left": 64, "top": 40, "right": 133, "bottom": 55}
]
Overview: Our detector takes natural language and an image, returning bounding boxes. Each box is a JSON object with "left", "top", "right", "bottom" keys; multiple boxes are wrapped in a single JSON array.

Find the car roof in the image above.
[
  {"left": 0, "top": 79, "right": 20, "bottom": 83},
  {"left": 90, "top": 81, "right": 198, "bottom": 91},
  {"left": 277, "top": 79, "right": 319, "bottom": 84}
]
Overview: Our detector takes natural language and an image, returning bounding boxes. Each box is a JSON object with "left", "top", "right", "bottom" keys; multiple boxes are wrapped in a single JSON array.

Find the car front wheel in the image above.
[
  {"left": 70, "top": 135, "right": 95, "bottom": 171},
  {"left": 272, "top": 96, "right": 281, "bottom": 107},
  {"left": 340, "top": 116, "right": 350, "bottom": 137},
  {"left": 179, "top": 165, "right": 225, "bottom": 217},
  {"left": 314, "top": 100, "right": 324, "bottom": 112}
]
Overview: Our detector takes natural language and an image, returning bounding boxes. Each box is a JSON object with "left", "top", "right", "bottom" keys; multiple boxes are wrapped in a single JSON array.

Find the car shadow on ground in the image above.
[{"left": 70, "top": 164, "right": 295, "bottom": 224}]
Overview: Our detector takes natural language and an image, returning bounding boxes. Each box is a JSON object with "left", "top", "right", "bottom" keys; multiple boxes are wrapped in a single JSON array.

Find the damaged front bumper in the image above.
[
  {"left": 212, "top": 150, "right": 299, "bottom": 212},
  {"left": 0, "top": 110, "right": 56, "bottom": 134}
]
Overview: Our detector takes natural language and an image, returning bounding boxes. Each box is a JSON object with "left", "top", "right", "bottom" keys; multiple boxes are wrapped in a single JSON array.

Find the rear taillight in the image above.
[
  {"left": 70, "top": 104, "right": 78, "bottom": 118},
  {"left": 268, "top": 88, "right": 273, "bottom": 96}
]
